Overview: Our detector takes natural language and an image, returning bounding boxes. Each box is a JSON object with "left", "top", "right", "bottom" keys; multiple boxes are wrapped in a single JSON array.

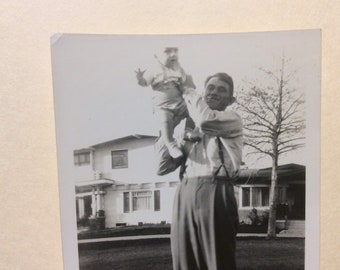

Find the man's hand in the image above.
[
  {"left": 183, "top": 75, "right": 196, "bottom": 89},
  {"left": 183, "top": 129, "right": 201, "bottom": 142}
]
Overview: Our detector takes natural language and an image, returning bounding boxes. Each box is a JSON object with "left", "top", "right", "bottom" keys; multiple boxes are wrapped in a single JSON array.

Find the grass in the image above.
[{"left": 78, "top": 238, "right": 304, "bottom": 270}]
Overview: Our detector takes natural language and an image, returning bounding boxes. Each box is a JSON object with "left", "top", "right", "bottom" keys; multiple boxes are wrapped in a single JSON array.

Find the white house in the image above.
[
  {"left": 74, "top": 134, "right": 306, "bottom": 231},
  {"left": 74, "top": 134, "right": 180, "bottom": 227}
]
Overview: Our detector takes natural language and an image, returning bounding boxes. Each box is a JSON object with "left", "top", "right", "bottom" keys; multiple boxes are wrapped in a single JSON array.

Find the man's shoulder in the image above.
[{"left": 222, "top": 108, "right": 242, "bottom": 120}]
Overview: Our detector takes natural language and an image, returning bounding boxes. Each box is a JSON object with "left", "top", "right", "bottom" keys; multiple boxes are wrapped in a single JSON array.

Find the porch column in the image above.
[
  {"left": 77, "top": 197, "right": 85, "bottom": 219},
  {"left": 91, "top": 187, "right": 96, "bottom": 216},
  {"left": 96, "top": 186, "right": 102, "bottom": 211}
]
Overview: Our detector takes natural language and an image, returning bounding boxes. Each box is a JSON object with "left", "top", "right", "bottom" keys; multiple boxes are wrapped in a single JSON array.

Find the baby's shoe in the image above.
[{"left": 184, "top": 130, "right": 201, "bottom": 142}]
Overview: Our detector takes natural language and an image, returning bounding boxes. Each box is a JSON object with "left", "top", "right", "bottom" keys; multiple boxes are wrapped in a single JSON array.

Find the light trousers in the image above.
[{"left": 171, "top": 176, "right": 239, "bottom": 270}]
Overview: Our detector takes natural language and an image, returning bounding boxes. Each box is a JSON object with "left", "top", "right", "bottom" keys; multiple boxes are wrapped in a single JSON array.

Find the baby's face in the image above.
[{"left": 159, "top": 47, "right": 179, "bottom": 67}]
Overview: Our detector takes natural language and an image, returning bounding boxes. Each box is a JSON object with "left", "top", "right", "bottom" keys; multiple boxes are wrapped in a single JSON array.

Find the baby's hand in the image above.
[
  {"left": 135, "top": 68, "right": 146, "bottom": 79},
  {"left": 135, "top": 68, "right": 147, "bottom": 86}
]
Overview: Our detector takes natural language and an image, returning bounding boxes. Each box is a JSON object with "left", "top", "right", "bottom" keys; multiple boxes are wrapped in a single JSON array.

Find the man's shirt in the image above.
[{"left": 157, "top": 88, "right": 243, "bottom": 178}]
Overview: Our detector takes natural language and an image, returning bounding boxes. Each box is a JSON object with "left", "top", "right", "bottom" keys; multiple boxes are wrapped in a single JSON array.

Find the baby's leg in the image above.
[
  {"left": 184, "top": 116, "right": 195, "bottom": 130},
  {"left": 175, "top": 106, "right": 201, "bottom": 142},
  {"left": 156, "top": 109, "right": 183, "bottom": 159}
]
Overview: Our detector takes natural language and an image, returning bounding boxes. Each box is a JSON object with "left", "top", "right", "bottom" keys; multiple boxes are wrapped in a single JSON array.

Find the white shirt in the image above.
[{"left": 156, "top": 88, "right": 243, "bottom": 178}]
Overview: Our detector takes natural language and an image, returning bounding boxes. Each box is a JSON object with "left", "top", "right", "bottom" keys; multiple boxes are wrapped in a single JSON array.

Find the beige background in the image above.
[{"left": 0, "top": 1, "right": 338, "bottom": 269}]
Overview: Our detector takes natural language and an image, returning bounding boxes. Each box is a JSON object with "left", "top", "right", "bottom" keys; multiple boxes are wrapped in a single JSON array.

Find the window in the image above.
[
  {"left": 154, "top": 190, "right": 160, "bottom": 211},
  {"left": 242, "top": 187, "right": 251, "bottom": 207},
  {"left": 74, "top": 152, "right": 90, "bottom": 166},
  {"left": 241, "top": 187, "right": 270, "bottom": 208},
  {"left": 132, "top": 191, "right": 152, "bottom": 211},
  {"left": 111, "top": 150, "right": 128, "bottom": 169},
  {"left": 123, "top": 190, "right": 160, "bottom": 212},
  {"left": 123, "top": 192, "right": 130, "bottom": 213}
]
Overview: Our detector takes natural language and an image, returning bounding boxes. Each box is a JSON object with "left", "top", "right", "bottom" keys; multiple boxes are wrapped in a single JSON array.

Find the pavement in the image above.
[{"left": 78, "top": 232, "right": 304, "bottom": 244}]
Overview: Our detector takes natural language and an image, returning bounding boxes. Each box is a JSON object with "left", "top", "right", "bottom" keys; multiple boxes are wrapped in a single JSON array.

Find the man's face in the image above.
[{"left": 204, "top": 77, "right": 235, "bottom": 111}]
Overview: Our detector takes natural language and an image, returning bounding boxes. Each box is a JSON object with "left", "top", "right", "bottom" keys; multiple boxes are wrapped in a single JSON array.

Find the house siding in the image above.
[
  {"left": 93, "top": 137, "right": 178, "bottom": 183},
  {"left": 104, "top": 185, "right": 177, "bottom": 227}
]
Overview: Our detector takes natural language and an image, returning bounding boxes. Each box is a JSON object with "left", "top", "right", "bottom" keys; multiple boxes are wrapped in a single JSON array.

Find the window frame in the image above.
[
  {"left": 239, "top": 185, "right": 286, "bottom": 209},
  {"left": 240, "top": 185, "right": 270, "bottom": 209},
  {"left": 122, "top": 190, "right": 161, "bottom": 213},
  {"left": 111, "top": 149, "right": 128, "bottom": 169},
  {"left": 154, "top": 190, "right": 160, "bottom": 211},
  {"left": 132, "top": 190, "right": 152, "bottom": 211},
  {"left": 74, "top": 151, "right": 91, "bottom": 166},
  {"left": 123, "top": 192, "right": 130, "bottom": 213}
]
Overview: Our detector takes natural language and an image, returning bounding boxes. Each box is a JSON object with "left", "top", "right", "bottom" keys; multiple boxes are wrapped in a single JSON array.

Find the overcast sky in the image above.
[{"left": 51, "top": 30, "right": 320, "bottom": 168}]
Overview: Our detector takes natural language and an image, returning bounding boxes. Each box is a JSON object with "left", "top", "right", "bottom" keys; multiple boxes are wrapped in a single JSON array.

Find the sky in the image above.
[{"left": 51, "top": 30, "right": 320, "bottom": 168}]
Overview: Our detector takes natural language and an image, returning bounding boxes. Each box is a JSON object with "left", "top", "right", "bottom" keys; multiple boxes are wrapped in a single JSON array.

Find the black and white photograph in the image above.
[{"left": 51, "top": 31, "right": 320, "bottom": 270}]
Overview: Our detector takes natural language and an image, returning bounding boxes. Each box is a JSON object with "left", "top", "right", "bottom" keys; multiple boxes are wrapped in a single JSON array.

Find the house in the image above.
[
  {"left": 235, "top": 164, "right": 305, "bottom": 224},
  {"left": 74, "top": 134, "right": 180, "bottom": 227},
  {"left": 74, "top": 134, "right": 306, "bottom": 232}
]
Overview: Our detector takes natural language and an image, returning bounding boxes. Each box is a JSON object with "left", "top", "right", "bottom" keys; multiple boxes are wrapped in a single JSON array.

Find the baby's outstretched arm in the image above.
[{"left": 135, "top": 68, "right": 148, "bottom": 87}]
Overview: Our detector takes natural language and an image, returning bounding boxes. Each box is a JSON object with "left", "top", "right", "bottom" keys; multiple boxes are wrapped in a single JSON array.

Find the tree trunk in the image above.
[{"left": 267, "top": 154, "right": 279, "bottom": 239}]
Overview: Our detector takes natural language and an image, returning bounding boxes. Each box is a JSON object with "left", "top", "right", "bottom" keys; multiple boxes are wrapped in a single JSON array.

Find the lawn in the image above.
[{"left": 78, "top": 238, "right": 304, "bottom": 270}]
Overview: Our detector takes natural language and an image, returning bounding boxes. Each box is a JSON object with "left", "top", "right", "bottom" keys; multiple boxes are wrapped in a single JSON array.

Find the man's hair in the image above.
[{"left": 204, "top": 73, "right": 234, "bottom": 96}]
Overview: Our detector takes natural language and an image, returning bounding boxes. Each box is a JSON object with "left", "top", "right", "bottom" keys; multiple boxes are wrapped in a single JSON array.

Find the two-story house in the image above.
[{"left": 74, "top": 134, "right": 180, "bottom": 227}]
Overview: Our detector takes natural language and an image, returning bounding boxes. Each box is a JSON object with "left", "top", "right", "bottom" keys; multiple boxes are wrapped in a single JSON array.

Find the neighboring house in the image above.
[
  {"left": 74, "top": 134, "right": 305, "bottom": 230},
  {"left": 235, "top": 164, "right": 305, "bottom": 223}
]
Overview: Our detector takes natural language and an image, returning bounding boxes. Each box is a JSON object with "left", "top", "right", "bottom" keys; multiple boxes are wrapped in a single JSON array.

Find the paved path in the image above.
[{"left": 78, "top": 232, "right": 303, "bottom": 244}]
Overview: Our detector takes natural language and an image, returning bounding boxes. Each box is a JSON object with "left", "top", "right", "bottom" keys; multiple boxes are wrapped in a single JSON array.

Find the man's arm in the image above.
[{"left": 183, "top": 88, "right": 243, "bottom": 138}]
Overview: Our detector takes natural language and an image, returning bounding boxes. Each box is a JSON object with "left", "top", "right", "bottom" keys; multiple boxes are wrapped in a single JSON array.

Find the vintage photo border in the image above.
[{"left": 51, "top": 31, "right": 320, "bottom": 270}]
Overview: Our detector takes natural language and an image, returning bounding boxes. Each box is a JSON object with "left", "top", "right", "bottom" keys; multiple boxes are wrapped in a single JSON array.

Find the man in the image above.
[{"left": 156, "top": 73, "right": 243, "bottom": 270}]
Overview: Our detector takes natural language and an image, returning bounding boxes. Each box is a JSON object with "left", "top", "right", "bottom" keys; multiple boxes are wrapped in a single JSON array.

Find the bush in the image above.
[
  {"left": 238, "top": 208, "right": 270, "bottom": 234},
  {"left": 77, "top": 217, "right": 89, "bottom": 227},
  {"left": 247, "top": 208, "right": 269, "bottom": 226}
]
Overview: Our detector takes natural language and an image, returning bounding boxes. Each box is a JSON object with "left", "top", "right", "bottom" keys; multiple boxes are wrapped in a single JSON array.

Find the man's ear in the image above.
[{"left": 229, "top": 97, "right": 236, "bottom": 105}]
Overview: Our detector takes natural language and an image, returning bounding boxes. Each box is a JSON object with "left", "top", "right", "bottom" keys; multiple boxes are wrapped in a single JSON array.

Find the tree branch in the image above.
[{"left": 244, "top": 142, "right": 274, "bottom": 157}]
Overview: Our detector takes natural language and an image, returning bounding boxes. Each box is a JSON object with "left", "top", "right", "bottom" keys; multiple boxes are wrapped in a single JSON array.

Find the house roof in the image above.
[
  {"left": 237, "top": 163, "right": 305, "bottom": 185},
  {"left": 89, "top": 134, "right": 158, "bottom": 149},
  {"left": 75, "top": 179, "right": 115, "bottom": 187},
  {"left": 258, "top": 163, "right": 305, "bottom": 177}
]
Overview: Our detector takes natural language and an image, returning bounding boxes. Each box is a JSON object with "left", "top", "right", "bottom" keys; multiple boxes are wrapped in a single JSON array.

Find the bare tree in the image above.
[{"left": 236, "top": 57, "right": 305, "bottom": 238}]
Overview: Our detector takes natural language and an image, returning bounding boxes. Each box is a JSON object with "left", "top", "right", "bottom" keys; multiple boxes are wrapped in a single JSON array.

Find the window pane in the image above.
[
  {"left": 123, "top": 192, "right": 130, "bottom": 213},
  {"left": 154, "top": 190, "right": 160, "bottom": 211},
  {"left": 112, "top": 150, "right": 128, "bottom": 168},
  {"left": 278, "top": 187, "right": 285, "bottom": 203},
  {"left": 261, "top": 187, "right": 270, "bottom": 206},
  {"left": 242, "top": 188, "right": 250, "bottom": 207},
  {"left": 85, "top": 153, "right": 90, "bottom": 163},
  {"left": 74, "top": 152, "right": 91, "bottom": 165},
  {"left": 132, "top": 191, "right": 152, "bottom": 211},
  {"left": 79, "top": 154, "right": 85, "bottom": 163},
  {"left": 252, "top": 187, "right": 261, "bottom": 207}
]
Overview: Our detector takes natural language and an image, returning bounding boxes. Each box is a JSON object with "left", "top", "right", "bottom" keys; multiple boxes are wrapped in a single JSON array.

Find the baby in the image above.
[{"left": 135, "top": 47, "right": 196, "bottom": 158}]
